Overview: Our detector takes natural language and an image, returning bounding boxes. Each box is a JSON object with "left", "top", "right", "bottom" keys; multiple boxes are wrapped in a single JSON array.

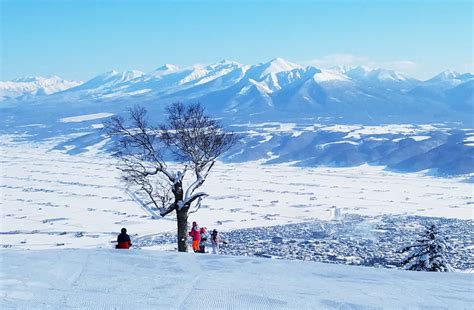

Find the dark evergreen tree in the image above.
[{"left": 399, "top": 224, "right": 452, "bottom": 272}]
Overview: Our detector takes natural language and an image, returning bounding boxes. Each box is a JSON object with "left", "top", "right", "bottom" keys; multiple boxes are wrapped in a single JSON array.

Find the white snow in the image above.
[
  {"left": 93, "top": 70, "right": 144, "bottom": 86},
  {"left": 1, "top": 137, "right": 472, "bottom": 251},
  {"left": 323, "top": 124, "right": 429, "bottom": 135},
  {"left": 408, "top": 135, "right": 431, "bottom": 141},
  {"left": 258, "top": 134, "right": 273, "bottom": 144},
  {"left": 101, "top": 88, "right": 152, "bottom": 98},
  {"left": 240, "top": 79, "right": 273, "bottom": 94},
  {"left": 158, "top": 64, "right": 180, "bottom": 71},
  {"left": 339, "top": 66, "right": 411, "bottom": 82},
  {"left": 59, "top": 113, "right": 114, "bottom": 123},
  {"left": 194, "top": 63, "right": 240, "bottom": 86},
  {"left": 365, "top": 136, "right": 388, "bottom": 141},
  {"left": 320, "top": 140, "right": 360, "bottom": 147},
  {"left": 431, "top": 70, "right": 461, "bottom": 81},
  {"left": 0, "top": 76, "right": 82, "bottom": 100},
  {"left": 0, "top": 249, "right": 472, "bottom": 309},
  {"left": 1, "top": 131, "right": 473, "bottom": 308},
  {"left": 343, "top": 132, "right": 362, "bottom": 139},
  {"left": 233, "top": 122, "right": 297, "bottom": 133},
  {"left": 464, "top": 135, "right": 474, "bottom": 143},
  {"left": 260, "top": 57, "right": 302, "bottom": 76},
  {"left": 179, "top": 65, "right": 208, "bottom": 85},
  {"left": 313, "top": 69, "right": 349, "bottom": 82},
  {"left": 2, "top": 61, "right": 470, "bottom": 119},
  {"left": 147, "top": 64, "right": 180, "bottom": 78},
  {"left": 17, "top": 124, "right": 46, "bottom": 128},
  {"left": 376, "top": 69, "right": 408, "bottom": 81}
]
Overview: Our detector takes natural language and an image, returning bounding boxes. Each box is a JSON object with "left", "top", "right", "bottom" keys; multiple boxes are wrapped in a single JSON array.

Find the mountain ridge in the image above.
[{"left": 1, "top": 58, "right": 472, "bottom": 125}]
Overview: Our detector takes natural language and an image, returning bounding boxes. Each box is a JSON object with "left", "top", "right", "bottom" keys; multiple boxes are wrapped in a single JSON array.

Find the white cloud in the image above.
[
  {"left": 453, "top": 62, "right": 474, "bottom": 74},
  {"left": 307, "top": 54, "right": 370, "bottom": 68},
  {"left": 386, "top": 60, "right": 418, "bottom": 71}
]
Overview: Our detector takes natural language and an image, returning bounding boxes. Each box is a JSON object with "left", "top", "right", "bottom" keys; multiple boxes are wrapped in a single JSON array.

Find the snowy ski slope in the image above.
[{"left": 1, "top": 249, "right": 472, "bottom": 309}]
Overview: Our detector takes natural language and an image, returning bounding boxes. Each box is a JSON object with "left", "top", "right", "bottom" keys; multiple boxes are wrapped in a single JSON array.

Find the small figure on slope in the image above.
[
  {"left": 210, "top": 229, "right": 227, "bottom": 255},
  {"left": 189, "top": 221, "right": 201, "bottom": 253},
  {"left": 199, "top": 227, "right": 209, "bottom": 253},
  {"left": 116, "top": 227, "right": 132, "bottom": 249},
  {"left": 399, "top": 224, "right": 452, "bottom": 272}
]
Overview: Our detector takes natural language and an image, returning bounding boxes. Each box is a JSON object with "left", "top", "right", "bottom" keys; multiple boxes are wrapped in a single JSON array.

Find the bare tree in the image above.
[{"left": 103, "top": 102, "right": 238, "bottom": 252}]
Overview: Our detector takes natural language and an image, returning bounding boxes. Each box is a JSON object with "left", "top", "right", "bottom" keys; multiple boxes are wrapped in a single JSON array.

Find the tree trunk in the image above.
[
  {"left": 176, "top": 208, "right": 188, "bottom": 252},
  {"left": 173, "top": 181, "right": 188, "bottom": 252}
]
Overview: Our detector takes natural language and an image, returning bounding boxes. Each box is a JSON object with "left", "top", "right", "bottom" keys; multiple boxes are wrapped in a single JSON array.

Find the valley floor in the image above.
[
  {"left": 1, "top": 135, "right": 472, "bottom": 251},
  {"left": 1, "top": 249, "right": 473, "bottom": 309}
]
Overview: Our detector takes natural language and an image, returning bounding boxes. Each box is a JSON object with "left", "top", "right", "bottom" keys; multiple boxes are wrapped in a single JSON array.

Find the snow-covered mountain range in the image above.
[
  {"left": 1, "top": 58, "right": 472, "bottom": 124},
  {"left": 0, "top": 76, "right": 82, "bottom": 101},
  {"left": 1, "top": 59, "right": 472, "bottom": 177}
]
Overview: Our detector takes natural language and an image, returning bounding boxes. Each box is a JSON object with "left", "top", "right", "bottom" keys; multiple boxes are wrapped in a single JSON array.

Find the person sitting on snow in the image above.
[
  {"left": 199, "top": 227, "right": 209, "bottom": 253},
  {"left": 116, "top": 228, "right": 132, "bottom": 249},
  {"left": 189, "top": 221, "right": 201, "bottom": 253}
]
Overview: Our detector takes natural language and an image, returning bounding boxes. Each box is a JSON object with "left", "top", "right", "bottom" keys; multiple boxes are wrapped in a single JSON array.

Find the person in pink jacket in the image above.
[{"left": 189, "top": 221, "right": 201, "bottom": 253}]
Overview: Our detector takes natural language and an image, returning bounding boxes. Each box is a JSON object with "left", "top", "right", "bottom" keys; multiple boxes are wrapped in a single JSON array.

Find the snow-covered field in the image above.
[
  {"left": 1, "top": 135, "right": 472, "bottom": 250},
  {"left": 1, "top": 133, "right": 473, "bottom": 308},
  {"left": 1, "top": 249, "right": 473, "bottom": 309}
]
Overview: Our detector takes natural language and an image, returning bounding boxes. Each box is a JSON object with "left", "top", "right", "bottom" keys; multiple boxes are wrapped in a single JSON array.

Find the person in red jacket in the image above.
[
  {"left": 199, "top": 227, "right": 209, "bottom": 253},
  {"left": 116, "top": 228, "right": 132, "bottom": 249},
  {"left": 189, "top": 221, "right": 201, "bottom": 253}
]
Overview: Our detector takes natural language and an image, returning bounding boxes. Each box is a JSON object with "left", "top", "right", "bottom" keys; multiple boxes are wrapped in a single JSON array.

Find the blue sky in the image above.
[{"left": 1, "top": 0, "right": 472, "bottom": 81}]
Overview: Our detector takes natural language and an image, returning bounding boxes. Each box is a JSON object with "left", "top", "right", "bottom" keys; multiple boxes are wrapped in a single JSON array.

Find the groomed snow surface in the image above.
[{"left": 1, "top": 249, "right": 473, "bottom": 309}]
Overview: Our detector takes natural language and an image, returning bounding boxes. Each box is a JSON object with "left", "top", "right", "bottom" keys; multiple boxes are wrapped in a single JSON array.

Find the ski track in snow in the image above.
[{"left": 0, "top": 137, "right": 473, "bottom": 251}]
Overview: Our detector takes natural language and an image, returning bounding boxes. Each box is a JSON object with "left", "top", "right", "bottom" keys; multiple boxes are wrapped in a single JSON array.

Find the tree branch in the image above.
[
  {"left": 183, "top": 192, "right": 208, "bottom": 206},
  {"left": 160, "top": 203, "right": 176, "bottom": 217}
]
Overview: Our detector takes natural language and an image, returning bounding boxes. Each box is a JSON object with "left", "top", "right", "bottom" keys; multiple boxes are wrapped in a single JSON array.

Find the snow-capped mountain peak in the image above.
[
  {"left": 208, "top": 60, "right": 243, "bottom": 70},
  {"left": 336, "top": 66, "right": 416, "bottom": 84},
  {"left": 112, "top": 70, "right": 145, "bottom": 82},
  {"left": 68, "top": 70, "right": 144, "bottom": 92},
  {"left": 156, "top": 64, "right": 180, "bottom": 72},
  {"left": 260, "top": 58, "right": 302, "bottom": 76},
  {"left": 147, "top": 64, "right": 181, "bottom": 80},
  {"left": 92, "top": 70, "right": 143, "bottom": 81},
  {"left": 178, "top": 65, "right": 209, "bottom": 85},
  {"left": 333, "top": 65, "right": 372, "bottom": 75},
  {"left": 12, "top": 75, "right": 62, "bottom": 83},
  {"left": 430, "top": 69, "right": 461, "bottom": 81},
  {"left": 313, "top": 69, "right": 349, "bottom": 82},
  {"left": 370, "top": 68, "right": 409, "bottom": 81}
]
